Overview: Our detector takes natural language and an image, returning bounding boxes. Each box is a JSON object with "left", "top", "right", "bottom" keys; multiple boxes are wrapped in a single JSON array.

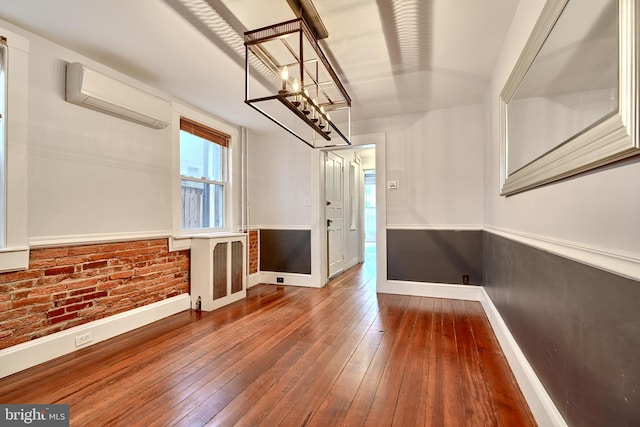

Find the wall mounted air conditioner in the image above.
[{"left": 65, "top": 62, "right": 170, "bottom": 129}]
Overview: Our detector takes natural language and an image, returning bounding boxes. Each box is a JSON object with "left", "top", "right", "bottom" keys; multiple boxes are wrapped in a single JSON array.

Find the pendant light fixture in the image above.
[{"left": 244, "top": 15, "right": 351, "bottom": 148}]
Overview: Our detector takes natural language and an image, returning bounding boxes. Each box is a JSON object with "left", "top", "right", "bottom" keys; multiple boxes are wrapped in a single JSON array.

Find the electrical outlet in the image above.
[
  {"left": 276, "top": 277, "right": 284, "bottom": 283},
  {"left": 462, "top": 275, "right": 470, "bottom": 285},
  {"left": 75, "top": 332, "right": 92, "bottom": 347}
]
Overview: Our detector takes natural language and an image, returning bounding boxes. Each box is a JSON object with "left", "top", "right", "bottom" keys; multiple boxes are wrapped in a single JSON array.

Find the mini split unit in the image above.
[{"left": 65, "top": 62, "right": 170, "bottom": 129}]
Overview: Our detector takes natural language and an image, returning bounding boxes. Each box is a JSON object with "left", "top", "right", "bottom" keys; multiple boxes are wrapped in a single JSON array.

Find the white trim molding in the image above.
[
  {"left": 0, "top": 247, "right": 29, "bottom": 273},
  {"left": 253, "top": 271, "right": 321, "bottom": 288},
  {"left": 484, "top": 226, "right": 640, "bottom": 281},
  {"left": 0, "top": 294, "right": 190, "bottom": 379},
  {"left": 247, "top": 225, "right": 312, "bottom": 231},
  {"left": 378, "top": 280, "right": 485, "bottom": 301},
  {"left": 29, "top": 230, "right": 173, "bottom": 249},
  {"left": 386, "top": 224, "right": 483, "bottom": 231}
]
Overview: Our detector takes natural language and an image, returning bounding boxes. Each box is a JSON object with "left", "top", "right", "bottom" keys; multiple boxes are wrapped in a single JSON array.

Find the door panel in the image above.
[{"left": 325, "top": 151, "right": 344, "bottom": 278}]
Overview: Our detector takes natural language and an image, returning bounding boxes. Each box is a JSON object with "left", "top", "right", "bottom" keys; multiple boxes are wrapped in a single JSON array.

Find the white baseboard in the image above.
[
  {"left": 479, "top": 290, "right": 567, "bottom": 427},
  {"left": 250, "top": 272, "right": 321, "bottom": 288},
  {"left": 377, "top": 280, "right": 566, "bottom": 427},
  {"left": 377, "top": 279, "right": 485, "bottom": 301},
  {"left": 0, "top": 294, "right": 191, "bottom": 379},
  {"left": 248, "top": 273, "right": 262, "bottom": 288}
]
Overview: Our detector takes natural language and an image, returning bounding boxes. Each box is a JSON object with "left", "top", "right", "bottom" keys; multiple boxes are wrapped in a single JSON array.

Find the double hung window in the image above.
[{"left": 179, "top": 117, "right": 229, "bottom": 230}]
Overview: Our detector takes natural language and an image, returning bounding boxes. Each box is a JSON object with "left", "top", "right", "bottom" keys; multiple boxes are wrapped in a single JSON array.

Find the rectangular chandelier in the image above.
[{"left": 244, "top": 18, "right": 351, "bottom": 148}]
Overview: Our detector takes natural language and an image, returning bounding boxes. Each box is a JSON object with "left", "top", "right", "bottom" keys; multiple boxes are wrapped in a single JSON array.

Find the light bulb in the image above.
[
  {"left": 311, "top": 98, "right": 319, "bottom": 122},
  {"left": 319, "top": 106, "right": 326, "bottom": 129},
  {"left": 280, "top": 66, "right": 288, "bottom": 93},
  {"left": 292, "top": 79, "right": 301, "bottom": 107},
  {"left": 302, "top": 89, "right": 310, "bottom": 115}
]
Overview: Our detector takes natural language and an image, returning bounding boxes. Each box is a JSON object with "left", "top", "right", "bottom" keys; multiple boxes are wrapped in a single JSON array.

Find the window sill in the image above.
[{"left": 169, "top": 232, "right": 247, "bottom": 252}]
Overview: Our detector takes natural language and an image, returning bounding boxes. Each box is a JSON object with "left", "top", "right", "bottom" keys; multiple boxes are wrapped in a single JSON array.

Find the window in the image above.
[
  {"left": 0, "top": 37, "right": 6, "bottom": 247},
  {"left": 0, "top": 27, "right": 29, "bottom": 272},
  {"left": 179, "top": 117, "right": 229, "bottom": 230}
]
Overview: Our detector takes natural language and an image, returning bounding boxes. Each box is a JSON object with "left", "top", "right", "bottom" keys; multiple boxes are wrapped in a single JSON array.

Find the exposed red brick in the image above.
[
  {"left": 29, "top": 283, "right": 69, "bottom": 296},
  {"left": 0, "top": 308, "right": 28, "bottom": 322},
  {"left": 44, "top": 266, "right": 75, "bottom": 276},
  {"left": 30, "top": 248, "right": 69, "bottom": 260},
  {"left": 13, "top": 295, "right": 51, "bottom": 309},
  {"left": 87, "top": 252, "right": 114, "bottom": 262},
  {"left": 70, "top": 287, "right": 97, "bottom": 297},
  {"left": 0, "top": 269, "right": 42, "bottom": 283},
  {"left": 57, "top": 255, "right": 90, "bottom": 266},
  {"left": 135, "top": 265, "right": 157, "bottom": 276},
  {"left": 1, "top": 238, "right": 191, "bottom": 351},
  {"left": 115, "top": 247, "right": 162, "bottom": 259},
  {"left": 27, "top": 303, "right": 55, "bottom": 314},
  {"left": 54, "top": 296, "right": 83, "bottom": 307},
  {"left": 124, "top": 240, "right": 152, "bottom": 249},
  {"left": 48, "top": 312, "right": 78, "bottom": 325},
  {"left": 83, "top": 260, "right": 109, "bottom": 270},
  {"left": 82, "top": 291, "right": 108, "bottom": 301},
  {"left": 46, "top": 308, "right": 65, "bottom": 318},
  {"left": 78, "top": 305, "right": 107, "bottom": 317},
  {"left": 68, "top": 245, "right": 99, "bottom": 256},
  {"left": 61, "top": 277, "right": 100, "bottom": 291},
  {"left": 97, "top": 280, "right": 123, "bottom": 291},
  {"left": 28, "top": 258, "right": 59, "bottom": 269},
  {"left": 65, "top": 302, "right": 93, "bottom": 313},
  {"left": 0, "top": 336, "right": 28, "bottom": 350},
  {"left": 109, "top": 271, "right": 134, "bottom": 280}
]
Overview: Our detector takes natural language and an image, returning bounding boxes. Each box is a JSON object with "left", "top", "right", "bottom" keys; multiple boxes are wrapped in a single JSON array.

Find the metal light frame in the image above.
[{"left": 244, "top": 18, "right": 351, "bottom": 148}]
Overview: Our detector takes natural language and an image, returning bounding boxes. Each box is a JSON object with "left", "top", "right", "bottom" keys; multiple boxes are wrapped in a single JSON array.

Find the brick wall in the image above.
[
  {"left": 0, "top": 239, "right": 190, "bottom": 350},
  {"left": 249, "top": 230, "right": 258, "bottom": 275}
]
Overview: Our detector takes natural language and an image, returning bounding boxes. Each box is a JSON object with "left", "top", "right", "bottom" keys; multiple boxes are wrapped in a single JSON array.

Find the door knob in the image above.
[
  {"left": 327, "top": 219, "right": 333, "bottom": 227},
  {"left": 326, "top": 201, "right": 332, "bottom": 205}
]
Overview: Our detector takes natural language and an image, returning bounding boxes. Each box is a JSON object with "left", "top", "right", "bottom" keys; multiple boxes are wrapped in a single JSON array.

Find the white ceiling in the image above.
[{"left": 0, "top": 0, "right": 519, "bottom": 135}]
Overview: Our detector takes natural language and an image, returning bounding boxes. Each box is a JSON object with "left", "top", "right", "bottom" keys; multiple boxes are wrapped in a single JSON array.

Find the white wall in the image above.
[
  {"left": 483, "top": 0, "right": 640, "bottom": 259},
  {"left": 385, "top": 104, "right": 484, "bottom": 228},
  {"left": 247, "top": 130, "right": 313, "bottom": 228},
  {"left": 16, "top": 23, "right": 173, "bottom": 242},
  {"left": 0, "top": 19, "right": 243, "bottom": 246}
]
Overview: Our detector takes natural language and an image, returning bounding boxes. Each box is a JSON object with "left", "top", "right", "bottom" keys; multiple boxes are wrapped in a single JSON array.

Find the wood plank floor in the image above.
[{"left": 0, "top": 251, "right": 536, "bottom": 426}]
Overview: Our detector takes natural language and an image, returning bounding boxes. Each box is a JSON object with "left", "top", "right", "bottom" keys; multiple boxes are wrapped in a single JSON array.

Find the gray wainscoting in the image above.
[
  {"left": 484, "top": 232, "right": 640, "bottom": 427},
  {"left": 386, "top": 229, "right": 483, "bottom": 284},
  {"left": 259, "top": 229, "right": 311, "bottom": 275}
]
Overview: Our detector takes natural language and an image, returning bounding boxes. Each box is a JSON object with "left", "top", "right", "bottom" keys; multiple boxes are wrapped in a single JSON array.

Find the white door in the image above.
[{"left": 325, "top": 151, "right": 345, "bottom": 278}]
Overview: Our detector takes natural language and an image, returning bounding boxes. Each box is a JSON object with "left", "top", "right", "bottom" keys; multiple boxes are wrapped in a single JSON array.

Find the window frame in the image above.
[
  {"left": 179, "top": 117, "right": 229, "bottom": 230},
  {"left": 171, "top": 103, "right": 237, "bottom": 237},
  {"left": 0, "top": 26, "right": 29, "bottom": 272}
]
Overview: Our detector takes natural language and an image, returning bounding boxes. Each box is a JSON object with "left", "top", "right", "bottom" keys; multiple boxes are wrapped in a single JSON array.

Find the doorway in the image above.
[
  {"left": 363, "top": 169, "right": 376, "bottom": 266},
  {"left": 323, "top": 146, "right": 376, "bottom": 282}
]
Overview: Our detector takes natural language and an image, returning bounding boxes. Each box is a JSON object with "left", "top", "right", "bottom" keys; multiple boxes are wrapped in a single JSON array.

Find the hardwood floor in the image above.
[{"left": 0, "top": 250, "right": 536, "bottom": 426}]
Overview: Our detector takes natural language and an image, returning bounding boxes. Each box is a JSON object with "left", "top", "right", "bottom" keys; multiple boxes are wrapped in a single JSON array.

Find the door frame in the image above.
[{"left": 312, "top": 132, "right": 387, "bottom": 287}]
